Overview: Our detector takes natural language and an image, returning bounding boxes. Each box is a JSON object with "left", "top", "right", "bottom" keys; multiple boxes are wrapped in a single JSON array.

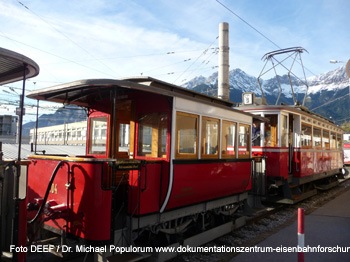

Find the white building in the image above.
[
  {"left": 0, "top": 115, "right": 17, "bottom": 136},
  {"left": 30, "top": 121, "right": 88, "bottom": 145}
]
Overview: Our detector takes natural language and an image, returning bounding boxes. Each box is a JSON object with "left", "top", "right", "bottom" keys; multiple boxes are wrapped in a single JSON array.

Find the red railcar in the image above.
[
  {"left": 26, "top": 78, "right": 260, "bottom": 257},
  {"left": 238, "top": 93, "right": 344, "bottom": 203}
]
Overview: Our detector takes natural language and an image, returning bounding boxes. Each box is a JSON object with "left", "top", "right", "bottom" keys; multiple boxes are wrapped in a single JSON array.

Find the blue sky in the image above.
[{"left": 0, "top": 0, "right": 349, "bottom": 119}]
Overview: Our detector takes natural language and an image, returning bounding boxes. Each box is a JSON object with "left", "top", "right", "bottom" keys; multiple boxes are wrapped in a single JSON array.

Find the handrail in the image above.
[{"left": 28, "top": 161, "right": 67, "bottom": 224}]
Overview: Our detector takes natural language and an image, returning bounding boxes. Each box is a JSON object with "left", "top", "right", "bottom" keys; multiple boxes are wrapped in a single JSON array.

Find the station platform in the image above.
[{"left": 230, "top": 188, "right": 350, "bottom": 262}]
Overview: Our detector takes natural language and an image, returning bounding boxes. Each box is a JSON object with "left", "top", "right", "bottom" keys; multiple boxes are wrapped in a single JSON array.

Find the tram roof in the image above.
[
  {"left": 26, "top": 77, "right": 236, "bottom": 107},
  {"left": 27, "top": 77, "right": 268, "bottom": 122},
  {"left": 238, "top": 103, "right": 337, "bottom": 126},
  {"left": 0, "top": 47, "right": 40, "bottom": 85}
]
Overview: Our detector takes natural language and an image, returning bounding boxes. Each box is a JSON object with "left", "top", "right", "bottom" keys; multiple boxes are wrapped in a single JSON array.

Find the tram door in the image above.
[
  {"left": 110, "top": 100, "right": 134, "bottom": 160},
  {"left": 288, "top": 114, "right": 294, "bottom": 173},
  {"left": 109, "top": 100, "right": 134, "bottom": 224}
]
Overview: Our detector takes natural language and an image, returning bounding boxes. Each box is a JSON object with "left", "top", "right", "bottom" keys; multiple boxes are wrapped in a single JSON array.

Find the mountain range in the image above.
[
  {"left": 22, "top": 65, "right": 350, "bottom": 136},
  {"left": 182, "top": 66, "right": 350, "bottom": 123}
]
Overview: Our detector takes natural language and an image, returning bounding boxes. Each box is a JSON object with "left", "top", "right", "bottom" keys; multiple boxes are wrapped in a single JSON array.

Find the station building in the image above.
[{"left": 30, "top": 121, "right": 88, "bottom": 145}]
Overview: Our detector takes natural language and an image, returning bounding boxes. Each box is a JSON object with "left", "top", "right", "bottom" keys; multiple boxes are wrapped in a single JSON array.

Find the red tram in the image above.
[
  {"left": 236, "top": 47, "right": 344, "bottom": 204},
  {"left": 23, "top": 56, "right": 345, "bottom": 261},
  {"left": 25, "top": 77, "right": 262, "bottom": 259},
  {"left": 239, "top": 92, "right": 344, "bottom": 203}
]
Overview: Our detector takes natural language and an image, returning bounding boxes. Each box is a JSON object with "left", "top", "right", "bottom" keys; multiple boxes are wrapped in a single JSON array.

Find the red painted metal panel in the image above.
[
  {"left": 128, "top": 162, "right": 165, "bottom": 215},
  {"left": 293, "top": 149, "right": 342, "bottom": 178},
  {"left": 27, "top": 158, "right": 112, "bottom": 241},
  {"left": 165, "top": 161, "right": 251, "bottom": 210},
  {"left": 254, "top": 148, "right": 288, "bottom": 179}
]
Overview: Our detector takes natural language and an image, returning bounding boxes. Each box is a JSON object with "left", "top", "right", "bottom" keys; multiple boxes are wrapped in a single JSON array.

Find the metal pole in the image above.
[
  {"left": 17, "top": 64, "right": 27, "bottom": 160},
  {"left": 34, "top": 99, "right": 39, "bottom": 153},
  {"left": 298, "top": 208, "right": 305, "bottom": 262}
]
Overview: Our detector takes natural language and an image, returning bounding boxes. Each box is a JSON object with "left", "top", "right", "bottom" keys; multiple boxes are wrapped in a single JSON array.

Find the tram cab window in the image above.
[
  {"left": 330, "top": 133, "right": 336, "bottom": 149},
  {"left": 252, "top": 121, "right": 261, "bottom": 147},
  {"left": 175, "top": 112, "right": 198, "bottom": 159},
  {"left": 119, "top": 124, "right": 130, "bottom": 153},
  {"left": 88, "top": 117, "right": 108, "bottom": 155},
  {"left": 264, "top": 115, "right": 278, "bottom": 147},
  {"left": 301, "top": 123, "right": 312, "bottom": 148},
  {"left": 201, "top": 117, "right": 219, "bottom": 158},
  {"left": 313, "top": 128, "right": 322, "bottom": 148},
  {"left": 337, "top": 134, "right": 342, "bottom": 149},
  {"left": 238, "top": 124, "right": 250, "bottom": 158},
  {"left": 222, "top": 121, "right": 236, "bottom": 158},
  {"left": 281, "top": 115, "right": 288, "bottom": 147},
  {"left": 322, "top": 130, "right": 330, "bottom": 149},
  {"left": 137, "top": 112, "right": 168, "bottom": 158}
]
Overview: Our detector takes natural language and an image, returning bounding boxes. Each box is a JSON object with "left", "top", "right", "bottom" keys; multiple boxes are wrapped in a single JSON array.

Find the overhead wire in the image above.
[
  {"left": 310, "top": 93, "right": 349, "bottom": 111},
  {"left": 172, "top": 36, "right": 219, "bottom": 84},
  {"left": 215, "top": 0, "right": 318, "bottom": 77},
  {"left": 16, "top": 0, "right": 121, "bottom": 77}
]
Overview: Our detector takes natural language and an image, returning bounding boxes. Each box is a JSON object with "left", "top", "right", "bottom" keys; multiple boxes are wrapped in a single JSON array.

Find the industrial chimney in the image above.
[{"left": 218, "top": 22, "right": 230, "bottom": 101}]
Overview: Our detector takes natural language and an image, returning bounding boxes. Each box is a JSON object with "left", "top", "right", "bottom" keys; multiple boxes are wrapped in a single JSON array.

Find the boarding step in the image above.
[
  {"left": 315, "top": 180, "right": 339, "bottom": 191},
  {"left": 271, "top": 189, "right": 317, "bottom": 204}
]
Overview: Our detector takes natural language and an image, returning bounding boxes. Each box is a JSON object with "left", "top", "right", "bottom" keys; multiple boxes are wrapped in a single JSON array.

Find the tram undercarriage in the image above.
[
  {"left": 266, "top": 169, "right": 343, "bottom": 204},
  {"left": 26, "top": 191, "right": 248, "bottom": 262}
]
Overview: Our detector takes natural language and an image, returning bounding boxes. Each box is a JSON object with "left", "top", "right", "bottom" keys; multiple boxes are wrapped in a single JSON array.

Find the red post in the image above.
[{"left": 298, "top": 208, "right": 305, "bottom": 262}]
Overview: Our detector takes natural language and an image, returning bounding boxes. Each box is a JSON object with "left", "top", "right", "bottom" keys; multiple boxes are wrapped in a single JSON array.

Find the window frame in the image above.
[
  {"left": 221, "top": 120, "right": 237, "bottom": 159},
  {"left": 136, "top": 112, "right": 169, "bottom": 159},
  {"left": 330, "top": 132, "right": 337, "bottom": 149},
  {"left": 201, "top": 116, "right": 220, "bottom": 159},
  {"left": 322, "top": 129, "right": 330, "bottom": 149},
  {"left": 264, "top": 114, "right": 278, "bottom": 147},
  {"left": 175, "top": 112, "right": 199, "bottom": 159},
  {"left": 336, "top": 133, "right": 342, "bottom": 149},
  {"left": 301, "top": 123, "right": 312, "bottom": 148},
  {"left": 238, "top": 123, "right": 251, "bottom": 159},
  {"left": 313, "top": 127, "right": 322, "bottom": 148},
  {"left": 87, "top": 115, "right": 109, "bottom": 157}
]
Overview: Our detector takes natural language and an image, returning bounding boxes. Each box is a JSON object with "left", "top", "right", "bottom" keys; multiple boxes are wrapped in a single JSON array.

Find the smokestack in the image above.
[{"left": 218, "top": 22, "right": 229, "bottom": 101}]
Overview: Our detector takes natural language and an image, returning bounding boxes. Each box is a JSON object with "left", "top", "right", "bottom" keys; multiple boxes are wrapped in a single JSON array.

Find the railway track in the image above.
[{"left": 171, "top": 174, "right": 350, "bottom": 262}]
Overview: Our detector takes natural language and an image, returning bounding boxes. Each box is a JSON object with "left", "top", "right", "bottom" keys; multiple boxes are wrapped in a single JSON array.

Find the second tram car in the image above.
[
  {"left": 25, "top": 77, "right": 263, "bottom": 258},
  {"left": 238, "top": 92, "right": 344, "bottom": 203}
]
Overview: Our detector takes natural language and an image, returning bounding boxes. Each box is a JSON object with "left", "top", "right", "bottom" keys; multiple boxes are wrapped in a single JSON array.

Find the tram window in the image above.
[
  {"left": 301, "top": 123, "right": 312, "bottom": 148},
  {"left": 222, "top": 121, "right": 236, "bottom": 158},
  {"left": 264, "top": 115, "right": 278, "bottom": 147},
  {"left": 252, "top": 121, "right": 261, "bottom": 147},
  {"left": 137, "top": 112, "right": 168, "bottom": 158},
  {"left": 238, "top": 124, "right": 250, "bottom": 158},
  {"left": 322, "top": 130, "right": 330, "bottom": 148},
  {"left": 201, "top": 117, "right": 219, "bottom": 158},
  {"left": 313, "top": 128, "right": 322, "bottom": 148},
  {"left": 337, "top": 134, "right": 342, "bottom": 149},
  {"left": 89, "top": 117, "right": 108, "bottom": 155},
  {"left": 281, "top": 115, "right": 288, "bottom": 147},
  {"left": 119, "top": 124, "right": 130, "bottom": 153},
  {"left": 330, "top": 132, "right": 336, "bottom": 149},
  {"left": 175, "top": 112, "right": 198, "bottom": 159}
]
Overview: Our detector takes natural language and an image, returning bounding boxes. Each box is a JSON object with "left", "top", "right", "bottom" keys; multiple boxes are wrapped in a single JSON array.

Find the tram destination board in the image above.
[{"left": 111, "top": 159, "right": 142, "bottom": 170}]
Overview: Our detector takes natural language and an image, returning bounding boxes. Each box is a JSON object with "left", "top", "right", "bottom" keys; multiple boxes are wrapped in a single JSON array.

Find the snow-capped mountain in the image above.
[{"left": 182, "top": 66, "right": 350, "bottom": 122}]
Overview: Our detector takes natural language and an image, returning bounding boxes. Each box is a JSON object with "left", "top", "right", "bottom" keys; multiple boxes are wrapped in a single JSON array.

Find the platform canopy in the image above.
[{"left": 0, "top": 47, "right": 39, "bottom": 85}]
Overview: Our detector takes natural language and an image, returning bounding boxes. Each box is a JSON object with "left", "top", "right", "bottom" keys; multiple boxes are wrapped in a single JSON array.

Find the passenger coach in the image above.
[
  {"left": 26, "top": 77, "right": 262, "bottom": 254},
  {"left": 238, "top": 92, "right": 344, "bottom": 203}
]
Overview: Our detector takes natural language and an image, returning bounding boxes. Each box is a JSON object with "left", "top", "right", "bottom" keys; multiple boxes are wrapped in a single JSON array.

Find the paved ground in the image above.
[
  {"left": 229, "top": 188, "right": 350, "bottom": 262},
  {"left": 1, "top": 143, "right": 85, "bottom": 159}
]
